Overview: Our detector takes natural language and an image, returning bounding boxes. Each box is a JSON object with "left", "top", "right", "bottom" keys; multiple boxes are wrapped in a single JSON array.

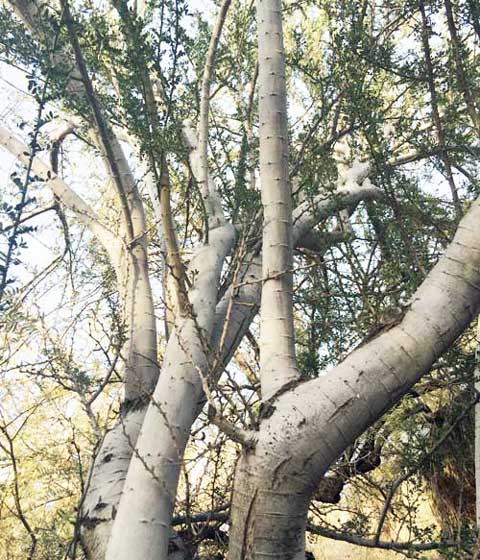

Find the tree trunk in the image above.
[
  {"left": 230, "top": 190, "right": 480, "bottom": 558},
  {"left": 81, "top": 407, "right": 145, "bottom": 558},
  {"left": 105, "top": 223, "right": 236, "bottom": 559},
  {"left": 257, "top": 0, "right": 299, "bottom": 400},
  {"left": 230, "top": 452, "right": 309, "bottom": 559}
]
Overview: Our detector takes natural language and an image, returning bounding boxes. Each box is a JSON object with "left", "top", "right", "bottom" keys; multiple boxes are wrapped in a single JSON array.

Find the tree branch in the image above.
[
  {"left": 197, "top": 0, "right": 231, "bottom": 227},
  {"left": 61, "top": 0, "right": 135, "bottom": 242},
  {"left": 0, "top": 126, "right": 119, "bottom": 256},
  {"left": 293, "top": 184, "right": 383, "bottom": 246},
  {"left": 307, "top": 523, "right": 455, "bottom": 553}
]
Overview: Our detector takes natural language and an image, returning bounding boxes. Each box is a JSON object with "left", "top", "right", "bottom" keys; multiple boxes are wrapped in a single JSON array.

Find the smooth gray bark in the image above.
[
  {"left": 229, "top": 192, "right": 480, "bottom": 558},
  {"left": 105, "top": 221, "right": 236, "bottom": 559},
  {"left": 81, "top": 408, "right": 145, "bottom": 558},
  {"left": 257, "top": 0, "right": 299, "bottom": 400},
  {"left": 7, "top": 2, "right": 457, "bottom": 558}
]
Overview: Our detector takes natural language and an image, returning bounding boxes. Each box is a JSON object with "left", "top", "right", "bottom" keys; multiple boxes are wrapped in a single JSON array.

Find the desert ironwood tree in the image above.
[{"left": 0, "top": 0, "right": 480, "bottom": 558}]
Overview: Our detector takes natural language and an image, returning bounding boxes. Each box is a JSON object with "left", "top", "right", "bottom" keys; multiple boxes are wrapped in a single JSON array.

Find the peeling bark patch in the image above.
[
  {"left": 120, "top": 396, "right": 149, "bottom": 414},
  {"left": 79, "top": 516, "right": 104, "bottom": 529},
  {"left": 259, "top": 402, "right": 276, "bottom": 420}
]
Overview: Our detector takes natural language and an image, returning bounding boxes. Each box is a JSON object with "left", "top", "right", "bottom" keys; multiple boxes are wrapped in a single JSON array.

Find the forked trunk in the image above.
[{"left": 229, "top": 192, "right": 480, "bottom": 558}]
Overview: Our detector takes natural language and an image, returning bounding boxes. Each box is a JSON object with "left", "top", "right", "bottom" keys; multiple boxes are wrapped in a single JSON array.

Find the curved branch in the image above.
[
  {"left": 8, "top": 0, "right": 146, "bottom": 243},
  {"left": 293, "top": 184, "right": 383, "bottom": 248},
  {"left": 230, "top": 187, "right": 480, "bottom": 556}
]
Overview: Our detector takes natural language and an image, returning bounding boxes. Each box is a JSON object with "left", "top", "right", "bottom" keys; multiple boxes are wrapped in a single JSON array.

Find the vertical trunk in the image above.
[
  {"left": 119, "top": 244, "right": 159, "bottom": 403},
  {"left": 229, "top": 453, "right": 309, "bottom": 560},
  {"left": 257, "top": 0, "right": 299, "bottom": 400}
]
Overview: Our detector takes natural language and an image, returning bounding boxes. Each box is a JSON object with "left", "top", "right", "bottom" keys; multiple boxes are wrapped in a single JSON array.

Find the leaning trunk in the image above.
[
  {"left": 105, "top": 223, "right": 236, "bottom": 560},
  {"left": 81, "top": 407, "right": 145, "bottom": 558},
  {"left": 230, "top": 180, "right": 480, "bottom": 558},
  {"left": 81, "top": 243, "right": 159, "bottom": 556}
]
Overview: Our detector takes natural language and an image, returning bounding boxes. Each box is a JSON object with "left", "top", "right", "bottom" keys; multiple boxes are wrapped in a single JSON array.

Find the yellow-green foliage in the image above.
[{"left": 0, "top": 374, "right": 97, "bottom": 560}]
